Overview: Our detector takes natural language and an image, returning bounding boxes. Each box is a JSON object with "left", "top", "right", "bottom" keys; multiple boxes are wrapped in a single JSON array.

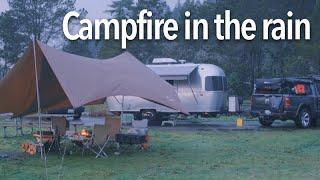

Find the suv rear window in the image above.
[
  {"left": 287, "top": 83, "right": 312, "bottom": 95},
  {"left": 255, "top": 81, "right": 312, "bottom": 95}
]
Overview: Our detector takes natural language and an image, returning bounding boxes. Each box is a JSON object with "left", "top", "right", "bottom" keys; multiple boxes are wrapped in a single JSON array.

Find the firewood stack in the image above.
[
  {"left": 21, "top": 143, "right": 37, "bottom": 155},
  {"left": 141, "top": 135, "right": 150, "bottom": 150}
]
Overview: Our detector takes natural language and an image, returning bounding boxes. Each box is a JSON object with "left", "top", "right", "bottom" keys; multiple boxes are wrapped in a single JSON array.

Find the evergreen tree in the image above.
[
  {"left": 98, "top": 0, "right": 319, "bottom": 97},
  {"left": 107, "top": 0, "right": 135, "bottom": 19},
  {"left": 63, "top": 40, "right": 93, "bottom": 58},
  {"left": 99, "top": 0, "right": 135, "bottom": 59},
  {"left": 134, "top": 0, "right": 171, "bottom": 18},
  {"left": 0, "top": 0, "right": 81, "bottom": 69},
  {"left": 172, "top": 0, "right": 182, "bottom": 19}
]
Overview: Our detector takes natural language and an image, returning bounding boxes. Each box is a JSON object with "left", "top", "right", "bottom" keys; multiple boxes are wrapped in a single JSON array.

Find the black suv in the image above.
[
  {"left": 48, "top": 106, "right": 85, "bottom": 120},
  {"left": 251, "top": 76, "right": 320, "bottom": 128}
]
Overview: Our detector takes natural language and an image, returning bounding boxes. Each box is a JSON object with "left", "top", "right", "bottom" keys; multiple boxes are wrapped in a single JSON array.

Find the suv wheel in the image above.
[
  {"left": 295, "top": 108, "right": 312, "bottom": 128},
  {"left": 73, "top": 113, "right": 82, "bottom": 120},
  {"left": 259, "top": 117, "right": 274, "bottom": 127},
  {"left": 141, "top": 110, "right": 156, "bottom": 121}
]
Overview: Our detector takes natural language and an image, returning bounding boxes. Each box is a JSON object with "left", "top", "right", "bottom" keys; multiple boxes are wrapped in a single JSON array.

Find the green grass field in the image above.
[{"left": 1, "top": 125, "right": 320, "bottom": 179}]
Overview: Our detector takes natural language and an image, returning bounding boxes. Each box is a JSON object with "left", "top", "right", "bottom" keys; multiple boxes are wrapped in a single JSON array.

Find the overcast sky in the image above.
[{"left": 0, "top": 0, "right": 182, "bottom": 19}]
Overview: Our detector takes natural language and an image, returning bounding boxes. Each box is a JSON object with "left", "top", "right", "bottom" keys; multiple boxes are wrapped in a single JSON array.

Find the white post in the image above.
[
  {"left": 121, "top": 96, "right": 124, "bottom": 122},
  {"left": 32, "top": 37, "right": 43, "bottom": 159}
]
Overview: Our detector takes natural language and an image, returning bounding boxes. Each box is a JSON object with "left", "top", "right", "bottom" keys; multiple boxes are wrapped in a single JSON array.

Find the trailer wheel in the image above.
[
  {"left": 141, "top": 110, "right": 156, "bottom": 121},
  {"left": 141, "top": 110, "right": 163, "bottom": 126},
  {"left": 295, "top": 108, "right": 312, "bottom": 128},
  {"left": 73, "top": 113, "right": 82, "bottom": 120},
  {"left": 259, "top": 117, "right": 274, "bottom": 127}
]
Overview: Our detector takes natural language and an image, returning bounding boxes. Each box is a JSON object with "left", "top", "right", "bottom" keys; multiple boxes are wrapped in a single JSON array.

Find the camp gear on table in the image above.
[
  {"left": 33, "top": 131, "right": 54, "bottom": 143},
  {"left": 116, "top": 119, "right": 150, "bottom": 151},
  {"left": 80, "top": 129, "right": 92, "bottom": 138}
]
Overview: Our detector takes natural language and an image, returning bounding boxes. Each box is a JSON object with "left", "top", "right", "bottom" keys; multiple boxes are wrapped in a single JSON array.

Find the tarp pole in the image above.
[
  {"left": 121, "top": 96, "right": 124, "bottom": 121},
  {"left": 32, "top": 37, "right": 44, "bottom": 159}
]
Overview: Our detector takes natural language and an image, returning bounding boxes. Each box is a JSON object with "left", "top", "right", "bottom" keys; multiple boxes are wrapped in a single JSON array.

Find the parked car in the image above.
[
  {"left": 251, "top": 76, "right": 320, "bottom": 128},
  {"left": 48, "top": 107, "right": 85, "bottom": 120}
]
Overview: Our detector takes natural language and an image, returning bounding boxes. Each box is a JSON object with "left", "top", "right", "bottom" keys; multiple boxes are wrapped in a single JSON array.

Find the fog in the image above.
[{"left": 0, "top": 0, "right": 183, "bottom": 19}]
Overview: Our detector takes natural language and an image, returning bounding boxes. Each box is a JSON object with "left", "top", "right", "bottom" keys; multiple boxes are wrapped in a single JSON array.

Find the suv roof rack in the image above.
[{"left": 256, "top": 77, "right": 313, "bottom": 84}]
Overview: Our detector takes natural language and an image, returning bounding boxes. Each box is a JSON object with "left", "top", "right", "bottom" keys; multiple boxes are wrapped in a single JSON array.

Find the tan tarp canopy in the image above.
[{"left": 0, "top": 41, "right": 187, "bottom": 117}]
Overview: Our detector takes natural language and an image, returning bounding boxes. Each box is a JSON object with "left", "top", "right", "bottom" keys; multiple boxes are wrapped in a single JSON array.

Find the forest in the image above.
[{"left": 0, "top": 0, "right": 319, "bottom": 98}]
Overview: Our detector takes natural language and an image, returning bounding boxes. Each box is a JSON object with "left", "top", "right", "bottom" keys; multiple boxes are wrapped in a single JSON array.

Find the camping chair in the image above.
[
  {"left": 91, "top": 124, "right": 110, "bottom": 158},
  {"left": 93, "top": 116, "right": 121, "bottom": 158},
  {"left": 47, "top": 117, "right": 67, "bottom": 154},
  {"left": 80, "top": 118, "right": 120, "bottom": 158},
  {"left": 76, "top": 127, "right": 105, "bottom": 158}
]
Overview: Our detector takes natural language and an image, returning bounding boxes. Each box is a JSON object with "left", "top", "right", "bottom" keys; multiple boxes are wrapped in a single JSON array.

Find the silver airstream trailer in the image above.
[{"left": 107, "top": 58, "right": 227, "bottom": 122}]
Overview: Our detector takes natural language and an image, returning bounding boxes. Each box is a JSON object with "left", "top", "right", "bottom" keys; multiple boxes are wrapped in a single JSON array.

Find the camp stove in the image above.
[{"left": 79, "top": 129, "right": 92, "bottom": 138}]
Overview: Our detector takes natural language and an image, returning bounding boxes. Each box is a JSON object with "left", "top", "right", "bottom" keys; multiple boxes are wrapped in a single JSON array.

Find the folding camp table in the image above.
[{"left": 69, "top": 121, "right": 84, "bottom": 133}]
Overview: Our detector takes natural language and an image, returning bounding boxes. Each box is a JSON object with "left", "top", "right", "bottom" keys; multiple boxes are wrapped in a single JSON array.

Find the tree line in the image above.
[{"left": 0, "top": 0, "right": 319, "bottom": 98}]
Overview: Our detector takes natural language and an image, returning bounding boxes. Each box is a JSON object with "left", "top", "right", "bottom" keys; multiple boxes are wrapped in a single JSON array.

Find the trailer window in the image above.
[
  {"left": 205, "top": 76, "right": 223, "bottom": 91},
  {"left": 166, "top": 80, "right": 174, "bottom": 86}
]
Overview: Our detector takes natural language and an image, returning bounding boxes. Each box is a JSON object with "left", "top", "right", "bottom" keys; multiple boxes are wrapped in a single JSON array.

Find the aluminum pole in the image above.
[{"left": 32, "top": 37, "right": 43, "bottom": 159}]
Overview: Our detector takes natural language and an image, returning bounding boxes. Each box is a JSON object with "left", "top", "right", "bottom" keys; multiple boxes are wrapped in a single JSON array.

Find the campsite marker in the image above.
[{"left": 236, "top": 118, "right": 244, "bottom": 127}]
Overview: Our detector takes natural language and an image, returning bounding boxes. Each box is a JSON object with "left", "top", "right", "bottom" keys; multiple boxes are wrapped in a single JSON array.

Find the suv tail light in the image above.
[{"left": 284, "top": 97, "right": 292, "bottom": 108}]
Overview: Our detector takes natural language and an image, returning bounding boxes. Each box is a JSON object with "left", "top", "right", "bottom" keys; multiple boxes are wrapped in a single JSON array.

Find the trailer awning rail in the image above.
[{"left": 148, "top": 64, "right": 198, "bottom": 80}]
